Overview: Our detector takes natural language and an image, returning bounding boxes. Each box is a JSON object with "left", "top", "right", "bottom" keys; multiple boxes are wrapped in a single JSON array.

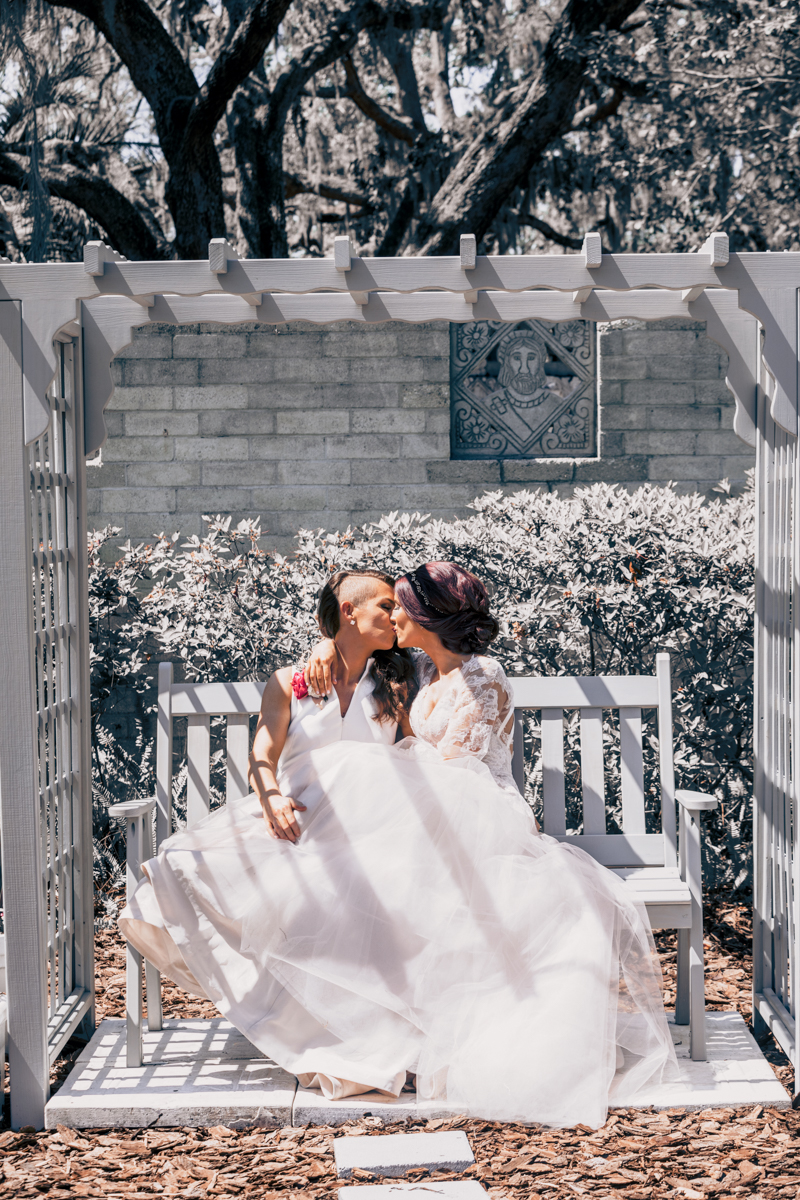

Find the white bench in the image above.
[{"left": 112, "top": 654, "right": 718, "bottom": 1069}]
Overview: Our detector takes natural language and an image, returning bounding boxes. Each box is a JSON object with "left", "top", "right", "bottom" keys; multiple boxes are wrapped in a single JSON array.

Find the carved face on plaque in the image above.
[{"left": 496, "top": 331, "right": 551, "bottom": 407}]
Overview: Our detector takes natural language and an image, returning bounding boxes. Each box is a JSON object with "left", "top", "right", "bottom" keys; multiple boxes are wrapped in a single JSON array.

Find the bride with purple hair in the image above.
[{"left": 119, "top": 561, "right": 676, "bottom": 1128}]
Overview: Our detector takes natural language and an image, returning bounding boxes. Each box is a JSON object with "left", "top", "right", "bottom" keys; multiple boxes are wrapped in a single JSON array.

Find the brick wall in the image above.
[{"left": 88, "top": 316, "right": 753, "bottom": 555}]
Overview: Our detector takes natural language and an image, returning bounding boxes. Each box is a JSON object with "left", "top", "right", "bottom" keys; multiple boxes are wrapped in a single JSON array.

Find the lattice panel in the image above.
[{"left": 27, "top": 340, "right": 93, "bottom": 1060}]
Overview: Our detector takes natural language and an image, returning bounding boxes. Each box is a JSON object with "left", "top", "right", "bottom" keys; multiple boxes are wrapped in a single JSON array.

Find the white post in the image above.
[{"left": 0, "top": 301, "right": 49, "bottom": 1128}]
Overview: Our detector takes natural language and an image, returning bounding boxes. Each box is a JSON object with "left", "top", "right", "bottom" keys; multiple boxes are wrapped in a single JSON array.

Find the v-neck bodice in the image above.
[{"left": 277, "top": 658, "right": 395, "bottom": 780}]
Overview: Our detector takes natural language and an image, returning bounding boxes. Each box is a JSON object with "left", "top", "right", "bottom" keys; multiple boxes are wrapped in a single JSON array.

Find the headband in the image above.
[{"left": 406, "top": 569, "right": 450, "bottom": 616}]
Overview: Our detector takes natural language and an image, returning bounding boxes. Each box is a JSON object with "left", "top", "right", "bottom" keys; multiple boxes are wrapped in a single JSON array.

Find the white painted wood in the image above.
[
  {"left": 460, "top": 234, "right": 477, "bottom": 270},
  {"left": 47, "top": 988, "right": 92, "bottom": 1067},
  {"left": 334, "top": 1131, "right": 474, "bottom": 1179},
  {"left": 511, "top": 710, "right": 525, "bottom": 794},
  {"left": 64, "top": 337, "right": 96, "bottom": 1043},
  {"left": 511, "top": 674, "right": 659, "bottom": 709},
  {"left": 619, "top": 708, "right": 646, "bottom": 835},
  {"left": 579, "top": 709, "right": 606, "bottom": 834},
  {"left": 690, "top": 290, "right": 759, "bottom": 447},
  {"left": 226, "top": 715, "right": 251, "bottom": 803},
  {"left": 676, "top": 791, "right": 719, "bottom": 812},
  {"left": 186, "top": 716, "right": 211, "bottom": 827},
  {"left": 83, "top": 241, "right": 127, "bottom": 275},
  {"left": 682, "top": 285, "right": 705, "bottom": 302},
  {"left": 582, "top": 232, "right": 602, "bottom": 268},
  {"left": 540, "top": 709, "right": 566, "bottom": 836},
  {"left": 656, "top": 654, "right": 678, "bottom": 867},
  {"left": 334, "top": 235, "right": 353, "bottom": 271},
  {"left": 0, "top": 300, "right": 50, "bottom": 1129},
  {"left": 464, "top": 289, "right": 478, "bottom": 304},
  {"left": 171, "top": 680, "right": 265, "bottom": 715},
  {"left": 701, "top": 231, "right": 729, "bottom": 267},
  {"left": 208, "top": 238, "right": 240, "bottom": 274},
  {"left": 553, "top": 833, "right": 665, "bottom": 867},
  {"left": 573, "top": 286, "right": 593, "bottom": 303},
  {"left": 156, "top": 663, "right": 173, "bottom": 851},
  {"left": 124, "top": 812, "right": 144, "bottom": 1068}
]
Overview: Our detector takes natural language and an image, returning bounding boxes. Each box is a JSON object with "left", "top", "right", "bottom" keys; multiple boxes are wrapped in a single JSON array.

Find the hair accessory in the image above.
[{"left": 407, "top": 569, "right": 450, "bottom": 615}]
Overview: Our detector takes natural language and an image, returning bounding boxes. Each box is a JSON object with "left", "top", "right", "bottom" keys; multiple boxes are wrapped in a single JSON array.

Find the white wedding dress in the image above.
[{"left": 121, "top": 653, "right": 677, "bottom": 1128}]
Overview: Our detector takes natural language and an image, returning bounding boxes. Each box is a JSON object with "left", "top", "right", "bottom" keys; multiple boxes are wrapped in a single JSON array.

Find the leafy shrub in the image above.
[{"left": 90, "top": 480, "right": 754, "bottom": 891}]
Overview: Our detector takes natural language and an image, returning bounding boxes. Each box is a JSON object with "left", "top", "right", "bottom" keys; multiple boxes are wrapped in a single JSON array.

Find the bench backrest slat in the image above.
[
  {"left": 620, "top": 708, "right": 646, "bottom": 835},
  {"left": 186, "top": 715, "right": 211, "bottom": 827},
  {"left": 579, "top": 708, "right": 606, "bottom": 834},
  {"left": 226, "top": 714, "right": 251, "bottom": 803},
  {"left": 540, "top": 709, "right": 566, "bottom": 836}
]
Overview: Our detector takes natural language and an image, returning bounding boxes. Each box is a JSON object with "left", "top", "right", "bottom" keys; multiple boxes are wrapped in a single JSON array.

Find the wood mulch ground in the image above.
[{"left": 0, "top": 894, "right": 795, "bottom": 1198}]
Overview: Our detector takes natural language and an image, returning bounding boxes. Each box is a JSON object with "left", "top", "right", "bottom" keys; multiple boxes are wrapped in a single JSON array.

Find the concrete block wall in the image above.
[{"left": 88, "top": 317, "right": 754, "bottom": 555}]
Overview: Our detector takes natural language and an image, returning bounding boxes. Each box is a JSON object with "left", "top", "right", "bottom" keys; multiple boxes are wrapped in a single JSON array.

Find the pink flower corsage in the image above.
[{"left": 291, "top": 670, "right": 309, "bottom": 700}]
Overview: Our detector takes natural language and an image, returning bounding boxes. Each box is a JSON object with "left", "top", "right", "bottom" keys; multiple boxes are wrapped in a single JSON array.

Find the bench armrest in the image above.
[
  {"left": 109, "top": 797, "right": 157, "bottom": 821},
  {"left": 676, "top": 790, "right": 719, "bottom": 813}
]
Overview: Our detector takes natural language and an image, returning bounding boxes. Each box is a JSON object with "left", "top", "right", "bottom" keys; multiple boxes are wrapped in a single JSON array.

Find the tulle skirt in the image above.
[{"left": 120, "top": 738, "right": 677, "bottom": 1127}]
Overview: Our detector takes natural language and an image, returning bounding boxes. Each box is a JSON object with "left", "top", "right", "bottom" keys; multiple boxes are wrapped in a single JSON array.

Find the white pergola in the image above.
[{"left": 0, "top": 233, "right": 794, "bottom": 1128}]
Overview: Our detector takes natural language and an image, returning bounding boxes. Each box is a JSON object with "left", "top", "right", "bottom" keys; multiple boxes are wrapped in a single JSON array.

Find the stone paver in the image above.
[
  {"left": 338, "top": 1184, "right": 487, "bottom": 1197},
  {"left": 334, "top": 1130, "right": 474, "bottom": 1179}
]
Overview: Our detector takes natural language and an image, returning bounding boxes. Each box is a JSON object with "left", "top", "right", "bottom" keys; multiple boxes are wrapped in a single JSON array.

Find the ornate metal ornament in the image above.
[{"left": 450, "top": 319, "right": 596, "bottom": 458}]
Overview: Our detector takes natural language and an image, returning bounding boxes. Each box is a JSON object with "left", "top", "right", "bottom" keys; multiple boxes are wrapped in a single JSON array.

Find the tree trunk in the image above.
[{"left": 228, "top": 82, "right": 288, "bottom": 259}]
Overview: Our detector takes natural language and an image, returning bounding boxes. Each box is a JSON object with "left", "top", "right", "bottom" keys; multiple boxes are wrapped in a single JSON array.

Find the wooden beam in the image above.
[
  {"left": 460, "top": 234, "right": 477, "bottom": 270},
  {"left": 334, "top": 235, "right": 353, "bottom": 272},
  {"left": 83, "top": 241, "right": 127, "bottom": 276},
  {"left": 582, "top": 232, "right": 602, "bottom": 269},
  {"left": 208, "top": 239, "right": 240, "bottom": 275}
]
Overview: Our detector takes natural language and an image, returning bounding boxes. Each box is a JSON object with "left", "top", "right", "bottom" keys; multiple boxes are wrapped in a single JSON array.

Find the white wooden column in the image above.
[
  {"left": 66, "top": 334, "right": 96, "bottom": 1039},
  {"left": 0, "top": 301, "right": 49, "bottom": 1128},
  {"left": 748, "top": 287, "right": 800, "bottom": 1099}
]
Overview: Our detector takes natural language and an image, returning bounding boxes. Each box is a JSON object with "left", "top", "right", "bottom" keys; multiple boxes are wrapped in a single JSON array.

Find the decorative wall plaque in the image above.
[{"left": 450, "top": 319, "right": 597, "bottom": 459}]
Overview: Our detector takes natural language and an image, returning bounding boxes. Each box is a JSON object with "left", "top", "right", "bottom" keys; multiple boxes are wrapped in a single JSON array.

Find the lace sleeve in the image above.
[{"left": 437, "top": 669, "right": 507, "bottom": 761}]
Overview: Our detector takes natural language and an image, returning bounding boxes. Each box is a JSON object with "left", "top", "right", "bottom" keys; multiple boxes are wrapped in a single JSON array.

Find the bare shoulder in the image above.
[{"left": 262, "top": 667, "right": 294, "bottom": 707}]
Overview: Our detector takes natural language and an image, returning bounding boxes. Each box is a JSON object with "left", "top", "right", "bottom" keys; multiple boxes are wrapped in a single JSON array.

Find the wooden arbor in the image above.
[{"left": 0, "top": 233, "right": 795, "bottom": 1128}]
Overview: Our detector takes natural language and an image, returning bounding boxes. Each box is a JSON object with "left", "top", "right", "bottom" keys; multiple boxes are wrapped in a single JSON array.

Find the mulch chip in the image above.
[
  {"left": 0, "top": 896, "right": 793, "bottom": 1198},
  {"left": 0, "top": 1108, "right": 798, "bottom": 1199}
]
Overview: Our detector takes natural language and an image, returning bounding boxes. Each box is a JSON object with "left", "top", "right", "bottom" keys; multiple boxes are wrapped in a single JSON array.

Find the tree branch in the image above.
[
  {"left": 341, "top": 54, "right": 416, "bottom": 144},
  {"left": 572, "top": 86, "right": 624, "bottom": 127},
  {"left": 284, "top": 172, "right": 374, "bottom": 209},
  {"left": 0, "top": 150, "right": 171, "bottom": 259},
  {"left": 515, "top": 213, "right": 582, "bottom": 249},
  {"left": 184, "top": 0, "right": 293, "bottom": 150}
]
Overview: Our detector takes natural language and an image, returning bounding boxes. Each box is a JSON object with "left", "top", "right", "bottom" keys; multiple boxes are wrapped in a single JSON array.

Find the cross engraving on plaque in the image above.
[{"left": 450, "top": 319, "right": 597, "bottom": 459}]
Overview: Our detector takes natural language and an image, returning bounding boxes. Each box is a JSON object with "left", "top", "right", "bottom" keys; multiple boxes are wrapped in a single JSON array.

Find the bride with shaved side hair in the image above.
[{"left": 120, "top": 562, "right": 676, "bottom": 1127}]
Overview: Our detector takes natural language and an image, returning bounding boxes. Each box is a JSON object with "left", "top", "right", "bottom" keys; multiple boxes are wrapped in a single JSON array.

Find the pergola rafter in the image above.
[{"left": 0, "top": 234, "right": 795, "bottom": 1127}]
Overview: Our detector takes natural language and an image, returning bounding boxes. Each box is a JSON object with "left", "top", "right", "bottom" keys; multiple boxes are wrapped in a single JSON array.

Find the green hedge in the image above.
[{"left": 90, "top": 481, "right": 754, "bottom": 893}]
